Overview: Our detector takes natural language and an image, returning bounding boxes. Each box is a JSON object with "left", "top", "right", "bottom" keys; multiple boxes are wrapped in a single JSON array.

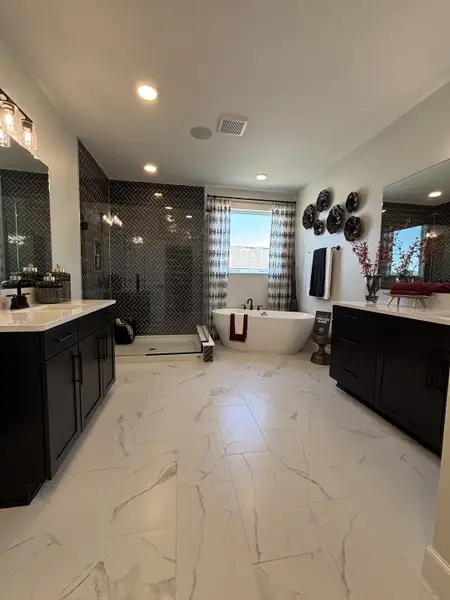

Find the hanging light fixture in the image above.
[
  {"left": 0, "top": 126, "right": 10, "bottom": 148},
  {"left": 20, "top": 119, "right": 37, "bottom": 154},
  {"left": 0, "top": 89, "right": 38, "bottom": 153},
  {"left": 0, "top": 100, "right": 20, "bottom": 135}
]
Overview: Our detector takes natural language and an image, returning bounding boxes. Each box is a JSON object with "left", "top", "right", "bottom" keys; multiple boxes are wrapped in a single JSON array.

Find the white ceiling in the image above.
[
  {"left": 384, "top": 158, "right": 450, "bottom": 205},
  {"left": 2, "top": 0, "right": 450, "bottom": 191}
]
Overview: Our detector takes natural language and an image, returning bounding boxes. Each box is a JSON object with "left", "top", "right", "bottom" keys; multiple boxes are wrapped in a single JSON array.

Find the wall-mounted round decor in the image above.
[
  {"left": 344, "top": 216, "right": 362, "bottom": 241},
  {"left": 313, "top": 220, "right": 325, "bottom": 235},
  {"left": 302, "top": 204, "right": 316, "bottom": 229},
  {"left": 326, "top": 205, "right": 345, "bottom": 234},
  {"left": 316, "top": 189, "right": 332, "bottom": 212},
  {"left": 345, "top": 191, "right": 360, "bottom": 213}
]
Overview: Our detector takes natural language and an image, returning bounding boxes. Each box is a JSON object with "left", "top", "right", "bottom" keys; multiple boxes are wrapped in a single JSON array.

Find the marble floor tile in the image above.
[
  {"left": 255, "top": 551, "right": 351, "bottom": 600},
  {"left": 215, "top": 404, "right": 269, "bottom": 454},
  {"left": 177, "top": 482, "right": 260, "bottom": 600},
  {"left": 136, "top": 394, "right": 218, "bottom": 443},
  {"left": 130, "top": 433, "right": 230, "bottom": 488},
  {"left": 209, "top": 385, "right": 246, "bottom": 406},
  {"left": 308, "top": 496, "right": 434, "bottom": 600},
  {"left": 228, "top": 452, "right": 323, "bottom": 563},
  {"left": 244, "top": 391, "right": 301, "bottom": 431},
  {"left": 0, "top": 349, "right": 440, "bottom": 599}
]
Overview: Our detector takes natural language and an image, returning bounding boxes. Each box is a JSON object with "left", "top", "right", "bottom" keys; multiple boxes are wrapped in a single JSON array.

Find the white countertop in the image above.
[
  {"left": 0, "top": 300, "right": 116, "bottom": 332},
  {"left": 334, "top": 301, "right": 450, "bottom": 326}
]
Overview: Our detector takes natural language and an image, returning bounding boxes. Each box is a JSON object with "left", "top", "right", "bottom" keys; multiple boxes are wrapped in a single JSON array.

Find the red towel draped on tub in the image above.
[{"left": 229, "top": 313, "right": 248, "bottom": 342}]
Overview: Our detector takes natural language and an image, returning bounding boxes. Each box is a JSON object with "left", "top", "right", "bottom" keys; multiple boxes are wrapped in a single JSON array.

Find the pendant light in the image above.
[
  {"left": 0, "top": 101, "right": 20, "bottom": 136},
  {"left": 0, "top": 90, "right": 39, "bottom": 154},
  {"left": 0, "top": 126, "right": 10, "bottom": 148},
  {"left": 20, "top": 119, "right": 37, "bottom": 154}
]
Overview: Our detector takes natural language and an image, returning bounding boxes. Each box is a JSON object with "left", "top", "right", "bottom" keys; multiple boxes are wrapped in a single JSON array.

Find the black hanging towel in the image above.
[{"left": 309, "top": 248, "right": 327, "bottom": 297}]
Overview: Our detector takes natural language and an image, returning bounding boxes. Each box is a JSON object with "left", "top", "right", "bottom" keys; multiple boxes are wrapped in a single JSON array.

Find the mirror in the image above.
[
  {"left": 0, "top": 137, "right": 51, "bottom": 281},
  {"left": 381, "top": 158, "right": 450, "bottom": 288}
]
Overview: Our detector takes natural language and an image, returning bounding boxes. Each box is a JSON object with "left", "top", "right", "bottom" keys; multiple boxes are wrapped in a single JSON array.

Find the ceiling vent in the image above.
[{"left": 217, "top": 114, "right": 248, "bottom": 136}]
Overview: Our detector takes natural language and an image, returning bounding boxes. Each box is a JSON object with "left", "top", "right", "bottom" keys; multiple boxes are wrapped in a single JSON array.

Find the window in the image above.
[
  {"left": 391, "top": 225, "right": 424, "bottom": 276},
  {"left": 229, "top": 208, "right": 272, "bottom": 274}
]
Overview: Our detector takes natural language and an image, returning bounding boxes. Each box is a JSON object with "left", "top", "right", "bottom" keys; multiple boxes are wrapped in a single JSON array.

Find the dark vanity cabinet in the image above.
[
  {"left": 0, "top": 307, "right": 116, "bottom": 507},
  {"left": 330, "top": 306, "right": 448, "bottom": 454},
  {"left": 329, "top": 306, "right": 378, "bottom": 406}
]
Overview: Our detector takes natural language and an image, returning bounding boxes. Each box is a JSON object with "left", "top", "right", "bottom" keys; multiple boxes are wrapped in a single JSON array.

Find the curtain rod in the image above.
[{"left": 208, "top": 194, "right": 296, "bottom": 204}]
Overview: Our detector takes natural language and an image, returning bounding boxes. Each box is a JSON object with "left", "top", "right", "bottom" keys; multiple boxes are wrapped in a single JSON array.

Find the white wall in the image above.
[
  {"left": 296, "top": 80, "right": 450, "bottom": 316},
  {"left": 296, "top": 79, "right": 450, "bottom": 595},
  {"left": 0, "top": 37, "right": 81, "bottom": 297},
  {"left": 227, "top": 274, "right": 268, "bottom": 309}
]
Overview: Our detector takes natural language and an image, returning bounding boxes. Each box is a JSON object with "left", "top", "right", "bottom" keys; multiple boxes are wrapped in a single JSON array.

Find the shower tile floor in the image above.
[
  {"left": 116, "top": 334, "right": 201, "bottom": 357},
  {"left": 0, "top": 346, "right": 441, "bottom": 599}
]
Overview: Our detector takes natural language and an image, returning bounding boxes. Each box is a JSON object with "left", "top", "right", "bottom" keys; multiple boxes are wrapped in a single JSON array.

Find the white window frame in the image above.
[{"left": 229, "top": 207, "right": 272, "bottom": 275}]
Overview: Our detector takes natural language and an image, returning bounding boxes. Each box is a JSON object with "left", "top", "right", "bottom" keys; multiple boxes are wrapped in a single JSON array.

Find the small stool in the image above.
[{"left": 311, "top": 334, "right": 331, "bottom": 365}]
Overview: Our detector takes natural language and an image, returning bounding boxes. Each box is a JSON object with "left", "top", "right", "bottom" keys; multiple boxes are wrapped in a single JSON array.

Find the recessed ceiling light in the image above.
[
  {"left": 428, "top": 190, "right": 442, "bottom": 198},
  {"left": 144, "top": 164, "right": 157, "bottom": 174},
  {"left": 165, "top": 206, "right": 173, "bottom": 210},
  {"left": 186, "top": 214, "right": 193, "bottom": 219},
  {"left": 137, "top": 85, "right": 158, "bottom": 101},
  {"left": 154, "top": 192, "right": 163, "bottom": 198},
  {"left": 256, "top": 173, "right": 268, "bottom": 181}
]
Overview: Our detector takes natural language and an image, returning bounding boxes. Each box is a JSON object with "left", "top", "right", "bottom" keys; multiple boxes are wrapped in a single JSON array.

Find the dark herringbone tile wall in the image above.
[
  {"left": 0, "top": 169, "right": 52, "bottom": 277},
  {"left": 79, "top": 141, "right": 111, "bottom": 299},
  {"left": 109, "top": 180, "right": 206, "bottom": 335},
  {"left": 78, "top": 140, "right": 206, "bottom": 335}
]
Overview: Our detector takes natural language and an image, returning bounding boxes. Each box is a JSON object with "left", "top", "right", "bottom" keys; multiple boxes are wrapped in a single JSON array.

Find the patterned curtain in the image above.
[
  {"left": 268, "top": 202, "right": 297, "bottom": 311},
  {"left": 206, "top": 196, "right": 231, "bottom": 334}
]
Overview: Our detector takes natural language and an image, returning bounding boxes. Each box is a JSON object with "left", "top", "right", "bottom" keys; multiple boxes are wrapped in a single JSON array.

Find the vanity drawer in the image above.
[
  {"left": 332, "top": 306, "right": 375, "bottom": 342},
  {"left": 78, "top": 311, "right": 102, "bottom": 340},
  {"left": 42, "top": 321, "right": 78, "bottom": 360}
]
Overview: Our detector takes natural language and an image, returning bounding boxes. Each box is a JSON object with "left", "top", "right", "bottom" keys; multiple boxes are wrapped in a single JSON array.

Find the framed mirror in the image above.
[
  {"left": 381, "top": 158, "right": 450, "bottom": 288},
  {"left": 0, "top": 137, "right": 51, "bottom": 281}
]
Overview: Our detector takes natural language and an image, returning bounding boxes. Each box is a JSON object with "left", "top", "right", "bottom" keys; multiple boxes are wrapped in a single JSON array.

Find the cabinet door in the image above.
[
  {"left": 420, "top": 348, "right": 448, "bottom": 453},
  {"left": 377, "top": 338, "right": 425, "bottom": 424},
  {"left": 45, "top": 345, "right": 81, "bottom": 477},
  {"left": 376, "top": 337, "right": 447, "bottom": 453},
  {"left": 79, "top": 331, "right": 103, "bottom": 428},
  {"left": 102, "top": 320, "right": 116, "bottom": 396}
]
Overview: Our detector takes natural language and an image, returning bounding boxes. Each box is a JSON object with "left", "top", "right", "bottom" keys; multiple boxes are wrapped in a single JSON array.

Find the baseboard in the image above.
[{"left": 423, "top": 545, "right": 450, "bottom": 600}]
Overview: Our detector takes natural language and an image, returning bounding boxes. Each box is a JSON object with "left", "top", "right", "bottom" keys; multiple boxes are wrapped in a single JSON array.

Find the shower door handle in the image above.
[{"left": 136, "top": 273, "right": 140, "bottom": 292}]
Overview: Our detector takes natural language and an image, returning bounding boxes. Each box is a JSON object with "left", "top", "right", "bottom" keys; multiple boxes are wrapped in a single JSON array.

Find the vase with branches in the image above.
[{"left": 352, "top": 240, "right": 393, "bottom": 303}]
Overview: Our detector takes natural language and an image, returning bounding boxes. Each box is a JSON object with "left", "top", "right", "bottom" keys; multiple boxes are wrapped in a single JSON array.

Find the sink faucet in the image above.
[{"left": 246, "top": 298, "right": 254, "bottom": 310}]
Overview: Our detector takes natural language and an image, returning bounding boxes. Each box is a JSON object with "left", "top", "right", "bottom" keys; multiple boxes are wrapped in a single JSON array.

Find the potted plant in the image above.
[{"left": 352, "top": 240, "right": 392, "bottom": 303}]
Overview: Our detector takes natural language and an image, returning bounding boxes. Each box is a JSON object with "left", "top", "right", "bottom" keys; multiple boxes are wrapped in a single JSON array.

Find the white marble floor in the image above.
[{"left": 0, "top": 347, "right": 442, "bottom": 599}]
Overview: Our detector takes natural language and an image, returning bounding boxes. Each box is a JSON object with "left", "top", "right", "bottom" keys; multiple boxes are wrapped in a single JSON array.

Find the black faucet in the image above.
[
  {"left": 246, "top": 298, "right": 254, "bottom": 310},
  {"left": 7, "top": 281, "right": 30, "bottom": 310},
  {"left": 257, "top": 305, "right": 264, "bottom": 310}
]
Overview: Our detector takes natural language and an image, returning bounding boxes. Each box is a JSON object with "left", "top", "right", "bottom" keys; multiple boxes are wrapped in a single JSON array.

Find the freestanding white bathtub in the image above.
[{"left": 213, "top": 308, "right": 315, "bottom": 354}]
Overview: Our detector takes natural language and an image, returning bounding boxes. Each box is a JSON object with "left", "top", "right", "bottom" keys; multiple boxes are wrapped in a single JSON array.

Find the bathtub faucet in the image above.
[{"left": 246, "top": 298, "right": 254, "bottom": 310}]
